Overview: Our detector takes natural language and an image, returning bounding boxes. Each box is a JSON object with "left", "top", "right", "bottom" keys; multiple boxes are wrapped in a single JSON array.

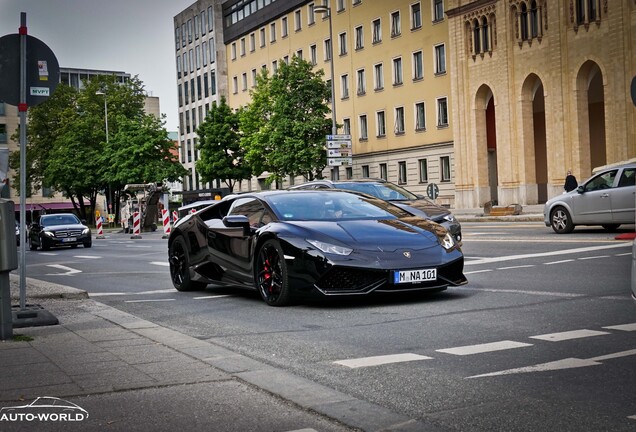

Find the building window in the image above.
[
  {"left": 0, "top": 124, "right": 6, "bottom": 144},
  {"left": 359, "top": 115, "right": 368, "bottom": 139},
  {"left": 270, "top": 22, "right": 277, "bottom": 42},
  {"left": 210, "top": 70, "right": 216, "bottom": 95},
  {"left": 295, "top": 10, "right": 302, "bottom": 31},
  {"left": 433, "top": 0, "right": 444, "bottom": 22},
  {"left": 418, "top": 158, "right": 428, "bottom": 182},
  {"left": 324, "top": 38, "right": 332, "bottom": 61},
  {"left": 346, "top": 167, "right": 353, "bottom": 179},
  {"left": 272, "top": 60, "right": 278, "bottom": 72},
  {"left": 187, "top": 19, "right": 193, "bottom": 43},
  {"left": 194, "top": 15, "right": 200, "bottom": 39},
  {"left": 374, "top": 63, "right": 384, "bottom": 90},
  {"left": 308, "top": 3, "right": 316, "bottom": 25},
  {"left": 337, "top": 0, "right": 345, "bottom": 12},
  {"left": 260, "top": 28, "right": 266, "bottom": 47},
  {"left": 175, "top": 27, "right": 181, "bottom": 50},
  {"left": 343, "top": 118, "right": 351, "bottom": 135},
  {"left": 232, "top": 76, "right": 238, "bottom": 94},
  {"left": 356, "top": 68, "right": 366, "bottom": 95},
  {"left": 339, "top": 32, "right": 347, "bottom": 56},
  {"left": 189, "top": 50, "right": 194, "bottom": 72},
  {"left": 251, "top": 69, "right": 257, "bottom": 87},
  {"left": 434, "top": 44, "right": 446, "bottom": 74},
  {"left": 411, "top": 3, "right": 422, "bottom": 29},
  {"left": 440, "top": 156, "right": 451, "bottom": 181},
  {"left": 372, "top": 18, "right": 382, "bottom": 43},
  {"left": 377, "top": 110, "right": 386, "bottom": 137},
  {"left": 393, "top": 57, "right": 403, "bottom": 85},
  {"left": 362, "top": 165, "right": 370, "bottom": 177},
  {"left": 249, "top": 33, "right": 256, "bottom": 52},
  {"left": 412, "top": 51, "right": 423, "bottom": 80},
  {"left": 331, "top": 167, "right": 340, "bottom": 180},
  {"left": 240, "top": 38, "right": 246, "bottom": 56},
  {"left": 398, "top": 161, "right": 407, "bottom": 184},
  {"left": 355, "top": 26, "right": 364, "bottom": 50},
  {"left": 196, "top": 45, "right": 201, "bottom": 69},
  {"left": 208, "top": 6, "right": 214, "bottom": 31},
  {"left": 437, "top": 97, "right": 448, "bottom": 127},
  {"left": 341, "top": 74, "right": 349, "bottom": 99},
  {"left": 202, "top": 42, "right": 208, "bottom": 66},
  {"left": 282, "top": 16, "right": 288, "bottom": 38},
  {"left": 209, "top": 38, "right": 215, "bottom": 63},
  {"left": 380, "top": 163, "right": 388, "bottom": 180},
  {"left": 310, "top": 44, "right": 317, "bottom": 65},
  {"left": 231, "top": 42, "right": 237, "bottom": 60},
  {"left": 391, "top": 11, "right": 401, "bottom": 37},
  {"left": 242, "top": 73, "right": 248, "bottom": 91},
  {"left": 395, "top": 106, "right": 405, "bottom": 134},
  {"left": 481, "top": 17, "right": 490, "bottom": 52},
  {"left": 415, "top": 102, "right": 426, "bottom": 130}
]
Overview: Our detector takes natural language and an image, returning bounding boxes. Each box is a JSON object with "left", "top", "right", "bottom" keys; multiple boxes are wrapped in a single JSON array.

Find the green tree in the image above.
[
  {"left": 196, "top": 96, "right": 251, "bottom": 192},
  {"left": 241, "top": 57, "right": 331, "bottom": 184}
]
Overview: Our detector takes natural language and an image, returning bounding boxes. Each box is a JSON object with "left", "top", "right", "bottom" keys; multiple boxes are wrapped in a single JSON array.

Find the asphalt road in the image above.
[{"left": 18, "top": 222, "right": 636, "bottom": 431}]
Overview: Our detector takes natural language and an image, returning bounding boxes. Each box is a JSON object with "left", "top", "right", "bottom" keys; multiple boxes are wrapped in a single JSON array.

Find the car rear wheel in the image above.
[
  {"left": 256, "top": 239, "right": 292, "bottom": 306},
  {"left": 550, "top": 206, "right": 574, "bottom": 234},
  {"left": 169, "top": 236, "right": 206, "bottom": 291},
  {"left": 601, "top": 224, "right": 620, "bottom": 232}
]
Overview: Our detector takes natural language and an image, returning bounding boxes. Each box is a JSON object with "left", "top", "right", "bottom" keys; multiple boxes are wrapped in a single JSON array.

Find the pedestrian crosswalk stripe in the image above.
[
  {"left": 334, "top": 353, "right": 432, "bottom": 368},
  {"left": 529, "top": 329, "right": 609, "bottom": 342},
  {"left": 602, "top": 323, "right": 636, "bottom": 332},
  {"left": 436, "top": 341, "right": 532, "bottom": 356}
]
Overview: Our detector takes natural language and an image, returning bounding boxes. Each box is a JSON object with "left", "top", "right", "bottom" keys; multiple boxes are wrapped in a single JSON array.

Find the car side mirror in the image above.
[
  {"left": 576, "top": 186, "right": 585, "bottom": 194},
  {"left": 222, "top": 215, "right": 251, "bottom": 236},
  {"left": 81, "top": 219, "right": 87, "bottom": 224}
]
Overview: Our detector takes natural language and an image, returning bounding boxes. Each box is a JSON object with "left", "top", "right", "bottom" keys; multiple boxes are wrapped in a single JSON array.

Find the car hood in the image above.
[
  {"left": 42, "top": 224, "right": 88, "bottom": 231},
  {"left": 390, "top": 200, "right": 450, "bottom": 220},
  {"left": 289, "top": 218, "right": 446, "bottom": 252}
]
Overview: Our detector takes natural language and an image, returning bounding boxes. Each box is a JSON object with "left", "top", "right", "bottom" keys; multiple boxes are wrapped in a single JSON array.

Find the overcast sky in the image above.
[{"left": 0, "top": 0, "right": 195, "bottom": 131}]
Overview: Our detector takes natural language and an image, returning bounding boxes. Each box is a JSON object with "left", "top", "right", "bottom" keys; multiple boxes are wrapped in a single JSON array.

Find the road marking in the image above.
[
  {"left": 602, "top": 323, "right": 636, "bottom": 332},
  {"left": 91, "top": 289, "right": 175, "bottom": 297},
  {"left": 334, "top": 353, "right": 432, "bottom": 368},
  {"left": 628, "top": 415, "right": 636, "bottom": 421},
  {"left": 193, "top": 295, "right": 232, "bottom": 300},
  {"left": 45, "top": 264, "right": 81, "bottom": 276},
  {"left": 464, "top": 269, "right": 493, "bottom": 275},
  {"left": 74, "top": 255, "right": 101, "bottom": 259},
  {"left": 529, "top": 329, "right": 609, "bottom": 342},
  {"left": 468, "top": 349, "right": 636, "bottom": 379},
  {"left": 127, "top": 245, "right": 153, "bottom": 249},
  {"left": 544, "top": 259, "right": 575, "bottom": 265},
  {"left": 615, "top": 252, "right": 631, "bottom": 257},
  {"left": 436, "top": 341, "right": 532, "bottom": 356},
  {"left": 578, "top": 255, "right": 610, "bottom": 260},
  {"left": 38, "top": 252, "right": 58, "bottom": 256},
  {"left": 124, "top": 299, "right": 175, "bottom": 303},
  {"left": 455, "top": 287, "right": 583, "bottom": 298},
  {"left": 496, "top": 265, "right": 535, "bottom": 270},
  {"left": 150, "top": 261, "right": 170, "bottom": 266},
  {"left": 465, "top": 243, "right": 630, "bottom": 266}
]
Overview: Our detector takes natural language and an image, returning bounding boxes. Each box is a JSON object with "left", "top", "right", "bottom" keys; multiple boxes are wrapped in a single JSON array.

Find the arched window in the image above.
[
  {"left": 473, "top": 19, "right": 481, "bottom": 54},
  {"left": 481, "top": 17, "right": 489, "bottom": 52},
  {"left": 576, "top": 0, "right": 585, "bottom": 24},
  {"left": 588, "top": 0, "right": 597, "bottom": 21},
  {"left": 520, "top": 3, "right": 529, "bottom": 40},
  {"left": 530, "top": 1, "right": 538, "bottom": 38}
]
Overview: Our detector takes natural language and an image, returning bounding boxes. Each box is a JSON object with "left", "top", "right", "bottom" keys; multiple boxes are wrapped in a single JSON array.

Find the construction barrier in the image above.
[
  {"left": 95, "top": 215, "right": 105, "bottom": 239},
  {"left": 131, "top": 211, "right": 142, "bottom": 239},
  {"left": 191, "top": 208, "right": 197, "bottom": 214},
  {"left": 161, "top": 209, "right": 171, "bottom": 239},
  {"left": 172, "top": 210, "right": 178, "bottom": 225}
]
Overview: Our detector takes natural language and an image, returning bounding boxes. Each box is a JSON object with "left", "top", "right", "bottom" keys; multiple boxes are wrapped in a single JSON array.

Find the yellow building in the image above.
[
  {"left": 224, "top": 0, "right": 457, "bottom": 206},
  {"left": 446, "top": 0, "right": 636, "bottom": 208}
]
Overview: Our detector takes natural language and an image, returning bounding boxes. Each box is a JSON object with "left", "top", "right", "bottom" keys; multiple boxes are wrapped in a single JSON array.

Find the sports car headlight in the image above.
[
  {"left": 43, "top": 230, "right": 55, "bottom": 237},
  {"left": 306, "top": 239, "right": 353, "bottom": 256},
  {"left": 441, "top": 232, "right": 455, "bottom": 250},
  {"left": 443, "top": 214, "right": 456, "bottom": 223}
]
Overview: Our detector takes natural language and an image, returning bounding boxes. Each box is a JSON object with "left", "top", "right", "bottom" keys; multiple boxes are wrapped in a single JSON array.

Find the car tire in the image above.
[
  {"left": 601, "top": 224, "right": 620, "bottom": 232},
  {"left": 41, "top": 238, "right": 51, "bottom": 251},
  {"left": 29, "top": 238, "right": 37, "bottom": 251},
  {"left": 84, "top": 242, "right": 92, "bottom": 248},
  {"left": 256, "top": 239, "right": 293, "bottom": 306},
  {"left": 168, "top": 235, "right": 206, "bottom": 291},
  {"left": 550, "top": 206, "right": 574, "bottom": 234}
]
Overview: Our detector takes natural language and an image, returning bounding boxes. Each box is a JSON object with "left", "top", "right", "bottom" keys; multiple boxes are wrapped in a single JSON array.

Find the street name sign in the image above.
[
  {"left": 328, "top": 157, "right": 353, "bottom": 166},
  {"left": 326, "top": 140, "right": 352, "bottom": 149},
  {"left": 327, "top": 148, "right": 351, "bottom": 158}
]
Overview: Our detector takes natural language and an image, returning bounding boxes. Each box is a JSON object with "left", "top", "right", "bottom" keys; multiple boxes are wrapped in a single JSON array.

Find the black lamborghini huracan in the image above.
[{"left": 168, "top": 190, "right": 467, "bottom": 306}]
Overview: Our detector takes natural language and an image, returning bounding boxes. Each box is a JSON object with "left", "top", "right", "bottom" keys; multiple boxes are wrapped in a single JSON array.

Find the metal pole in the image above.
[
  {"left": 19, "top": 12, "right": 27, "bottom": 310},
  {"left": 326, "top": 9, "right": 337, "bottom": 136}
]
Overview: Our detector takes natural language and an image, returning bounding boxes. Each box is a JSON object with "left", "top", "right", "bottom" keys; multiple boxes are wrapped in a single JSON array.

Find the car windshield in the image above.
[
  {"left": 333, "top": 182, "right": 418, "bottom": 201},
  {"left": 40, "top": 214, "right": 81, "bottom": 226},
  {"left": 270, "top": 192, "right": 412, "bottom": 221}
]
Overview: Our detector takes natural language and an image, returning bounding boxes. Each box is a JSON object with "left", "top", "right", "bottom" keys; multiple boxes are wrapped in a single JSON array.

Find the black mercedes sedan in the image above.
[
  {"left": 29, "top": 213, "right": 92, "bottom": 250},
  {"left": 168, "top": 190, "right": 467, "bottom": 306}
]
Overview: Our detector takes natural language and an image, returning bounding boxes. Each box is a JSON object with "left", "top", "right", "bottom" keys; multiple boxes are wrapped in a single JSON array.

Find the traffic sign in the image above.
[
  {"left": 326, "top": 140, "right": 352, "bottom": 149},
  {"left": 327, "top": 149, "right": 351, "bottom": 158},
  {"left": 328, "top": 157, "right": 353, "bottom": 166},
  {"left": 426, "top": 183, "right": 439, "bottom": 200},
  {"left": 326, "top": 134, "right": 351, "bottom": 140}
]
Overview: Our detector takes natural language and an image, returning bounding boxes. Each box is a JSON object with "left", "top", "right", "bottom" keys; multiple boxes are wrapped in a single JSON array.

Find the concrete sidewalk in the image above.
[{"left": 2, "top": 276, "right": 439, "bottom": 432}]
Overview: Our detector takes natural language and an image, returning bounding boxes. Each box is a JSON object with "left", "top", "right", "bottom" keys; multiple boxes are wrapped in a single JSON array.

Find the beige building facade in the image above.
[{"left": 446, "top": 0, "right": 636, "bottom": 208}]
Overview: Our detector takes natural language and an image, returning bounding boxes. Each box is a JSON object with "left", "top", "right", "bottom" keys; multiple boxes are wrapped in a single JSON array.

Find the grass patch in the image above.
[{"left": 12, "top": 334, "right": 34, "bottom": 342}]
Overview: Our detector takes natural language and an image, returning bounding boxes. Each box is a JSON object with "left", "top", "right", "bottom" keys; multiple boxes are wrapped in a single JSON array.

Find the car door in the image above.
[
  {"left": 611, "top": 167, "right": 636, "bottom": 223},
  {"left": 570, "top": 169, "right": 617, "bottom": 223}
]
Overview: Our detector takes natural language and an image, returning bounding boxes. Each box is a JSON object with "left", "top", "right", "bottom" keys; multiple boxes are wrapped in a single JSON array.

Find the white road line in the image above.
[
  {"left": 74, "top": 255, "right": 101, "bottom": 259},
  {"left": 465, "top": 243, "right": 630, "bottom": 266},
  {"left": 127, "top": 245, "right": 153, "bottom": 249},
  {"left": 334, "top": 353, "right": 432, "bottom": 368},
  {"left": 455, "top": 287, "right": 583, "bottom": 298},
  {"left": 436, "top": 341, "right": 532, "bottom": 356},
  {"left": 496, "top": 265, "right": 535, "bottom": 270},
  {"left": 602, "top": 323, "right": 636, "bottom": 332},
  {"left": 464, "top": 269, "right": 493, "bottom": 275},
  {"left": 193, "top": 295, "right": 232, "bottom": 300},
  {"left": 628, "top": 415, "right": 636, "bottom": 421},
  {"left": 45, "top": 264, "right": 81, "bottom": 276},
  {"left": 578, "top": 255, "right": 610, "bottom": 260},
  {"left": 529, "top": 329, "right": 609, "bottom": 342},
  {"left": 615, "top": 252, "right": 631, "bottom": 256},
  {"left": 91, "top": 289, "right": 175, "bottom": 297},
  {"left": 90, "top": 292, "right": 126, "bottom": 297},
  {"left": 124, "top": 299, "right": 175, "bottom": 303},
  {"left": 589, "top": 349, "right": 636, "bottom": 362},
  {"left": 544, "top": 259, "right": 575, "bottom": 265},
  {"left": 38, "top": 252, "right": 58, "bottom": 256},
  {"left": 150, "top": 261, "right": 170, "bottom": 267}
]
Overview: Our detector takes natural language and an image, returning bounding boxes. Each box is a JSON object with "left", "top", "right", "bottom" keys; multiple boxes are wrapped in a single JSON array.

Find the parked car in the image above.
[
  {"left": 29, "top": 213, "right": 92, "bottom": 250},
  {"left": 632, "top": 240, "right": 636, "bottom": 302},
  {"left": 168, "top": 190, "right": 467, "bottom": 306},
  {"left": 544, "top": 163, "right": 636, "bottom": 233},
  {"left": 289, "top": 179, "right": 462, "bottom": 242}
]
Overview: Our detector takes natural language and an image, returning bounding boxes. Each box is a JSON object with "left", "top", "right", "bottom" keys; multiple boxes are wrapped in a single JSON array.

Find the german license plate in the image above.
[
  {"left": 62, "top": 237, "right": 75, "bottom": 242},
  {"left": 393, "top": 268, "right": 437, "bottom": 284}
]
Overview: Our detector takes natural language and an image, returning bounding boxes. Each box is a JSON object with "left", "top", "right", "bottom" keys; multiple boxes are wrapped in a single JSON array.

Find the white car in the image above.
[{"left": 544, "top": 163, "right": 636, "bottom": 234}]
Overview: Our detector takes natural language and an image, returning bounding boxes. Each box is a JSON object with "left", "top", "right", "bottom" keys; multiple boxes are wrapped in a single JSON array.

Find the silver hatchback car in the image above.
[{"left": 544, "top": 163, "right": 636, "bottom": 234}]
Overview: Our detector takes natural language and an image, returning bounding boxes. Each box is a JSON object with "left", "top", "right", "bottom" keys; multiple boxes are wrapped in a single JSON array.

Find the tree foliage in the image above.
[{"left": 196, "top": 96, "right": 251, "bottom": 192}]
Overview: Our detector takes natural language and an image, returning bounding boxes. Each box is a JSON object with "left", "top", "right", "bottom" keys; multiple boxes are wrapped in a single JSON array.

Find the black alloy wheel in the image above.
[
  {"left": 550, "top": 206, "right": 574, "bottom": 234},
  {"left": 256, "top": 239, "right": 292, "bottom": 306},
  {"left": 168, "top": 236, "right": 206, "bottom": 291}
]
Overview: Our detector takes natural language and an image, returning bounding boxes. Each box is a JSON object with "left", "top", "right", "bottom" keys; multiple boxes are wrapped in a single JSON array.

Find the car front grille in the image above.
[
  {"left": 54, "top": 230, "right": 83, "bottom": 238},
  {"left": 315, "top": 268, "right": 387, "bottom": 294}
]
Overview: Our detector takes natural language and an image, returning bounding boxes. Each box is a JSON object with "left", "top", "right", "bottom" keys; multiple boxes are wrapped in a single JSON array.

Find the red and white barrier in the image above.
[
  {"left": 95, "top": 215, "right": 105, "bottom": 239},
  {"left": 191, "top": 208, "right": 197, "bottom": 214},
  {"left": 131, "top": 211, "right": 142, "bottom": 238},
  {"left": 161, "top": 209, "right": 171, "bottom": 239},
  {"left": 172, "top": 210, "right": 178, "bottom": 225}
]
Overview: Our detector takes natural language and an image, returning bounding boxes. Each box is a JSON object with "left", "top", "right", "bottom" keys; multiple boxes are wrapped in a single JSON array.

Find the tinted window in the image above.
[
  {"left": 40, "top": 214, "right": 81, "bottom": 226},
  {"left": 228, "top": 198, "right": 268, "bottom": 227},
  {"left": 617, "top": 168, "right": 635, "bottom": 188},
  {"left": 585, "top": 170, "right": 617, "bottom": 192},
  {"left": 334, "top": 182, "right": 418, "bottom": 200}
]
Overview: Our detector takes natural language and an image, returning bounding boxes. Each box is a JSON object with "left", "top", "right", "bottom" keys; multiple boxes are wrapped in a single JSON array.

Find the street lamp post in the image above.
[
  {"left": 314, "top": 4, "right": 337, "bottom": 136},
  {"left": 96, "top": 91, "right": 111, "bottom": 224}
]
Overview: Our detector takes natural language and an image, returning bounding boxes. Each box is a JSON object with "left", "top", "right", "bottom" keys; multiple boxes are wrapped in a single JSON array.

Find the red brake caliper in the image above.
[{"left": 263, "top": 257, "right": 272, "bottom": 292}]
